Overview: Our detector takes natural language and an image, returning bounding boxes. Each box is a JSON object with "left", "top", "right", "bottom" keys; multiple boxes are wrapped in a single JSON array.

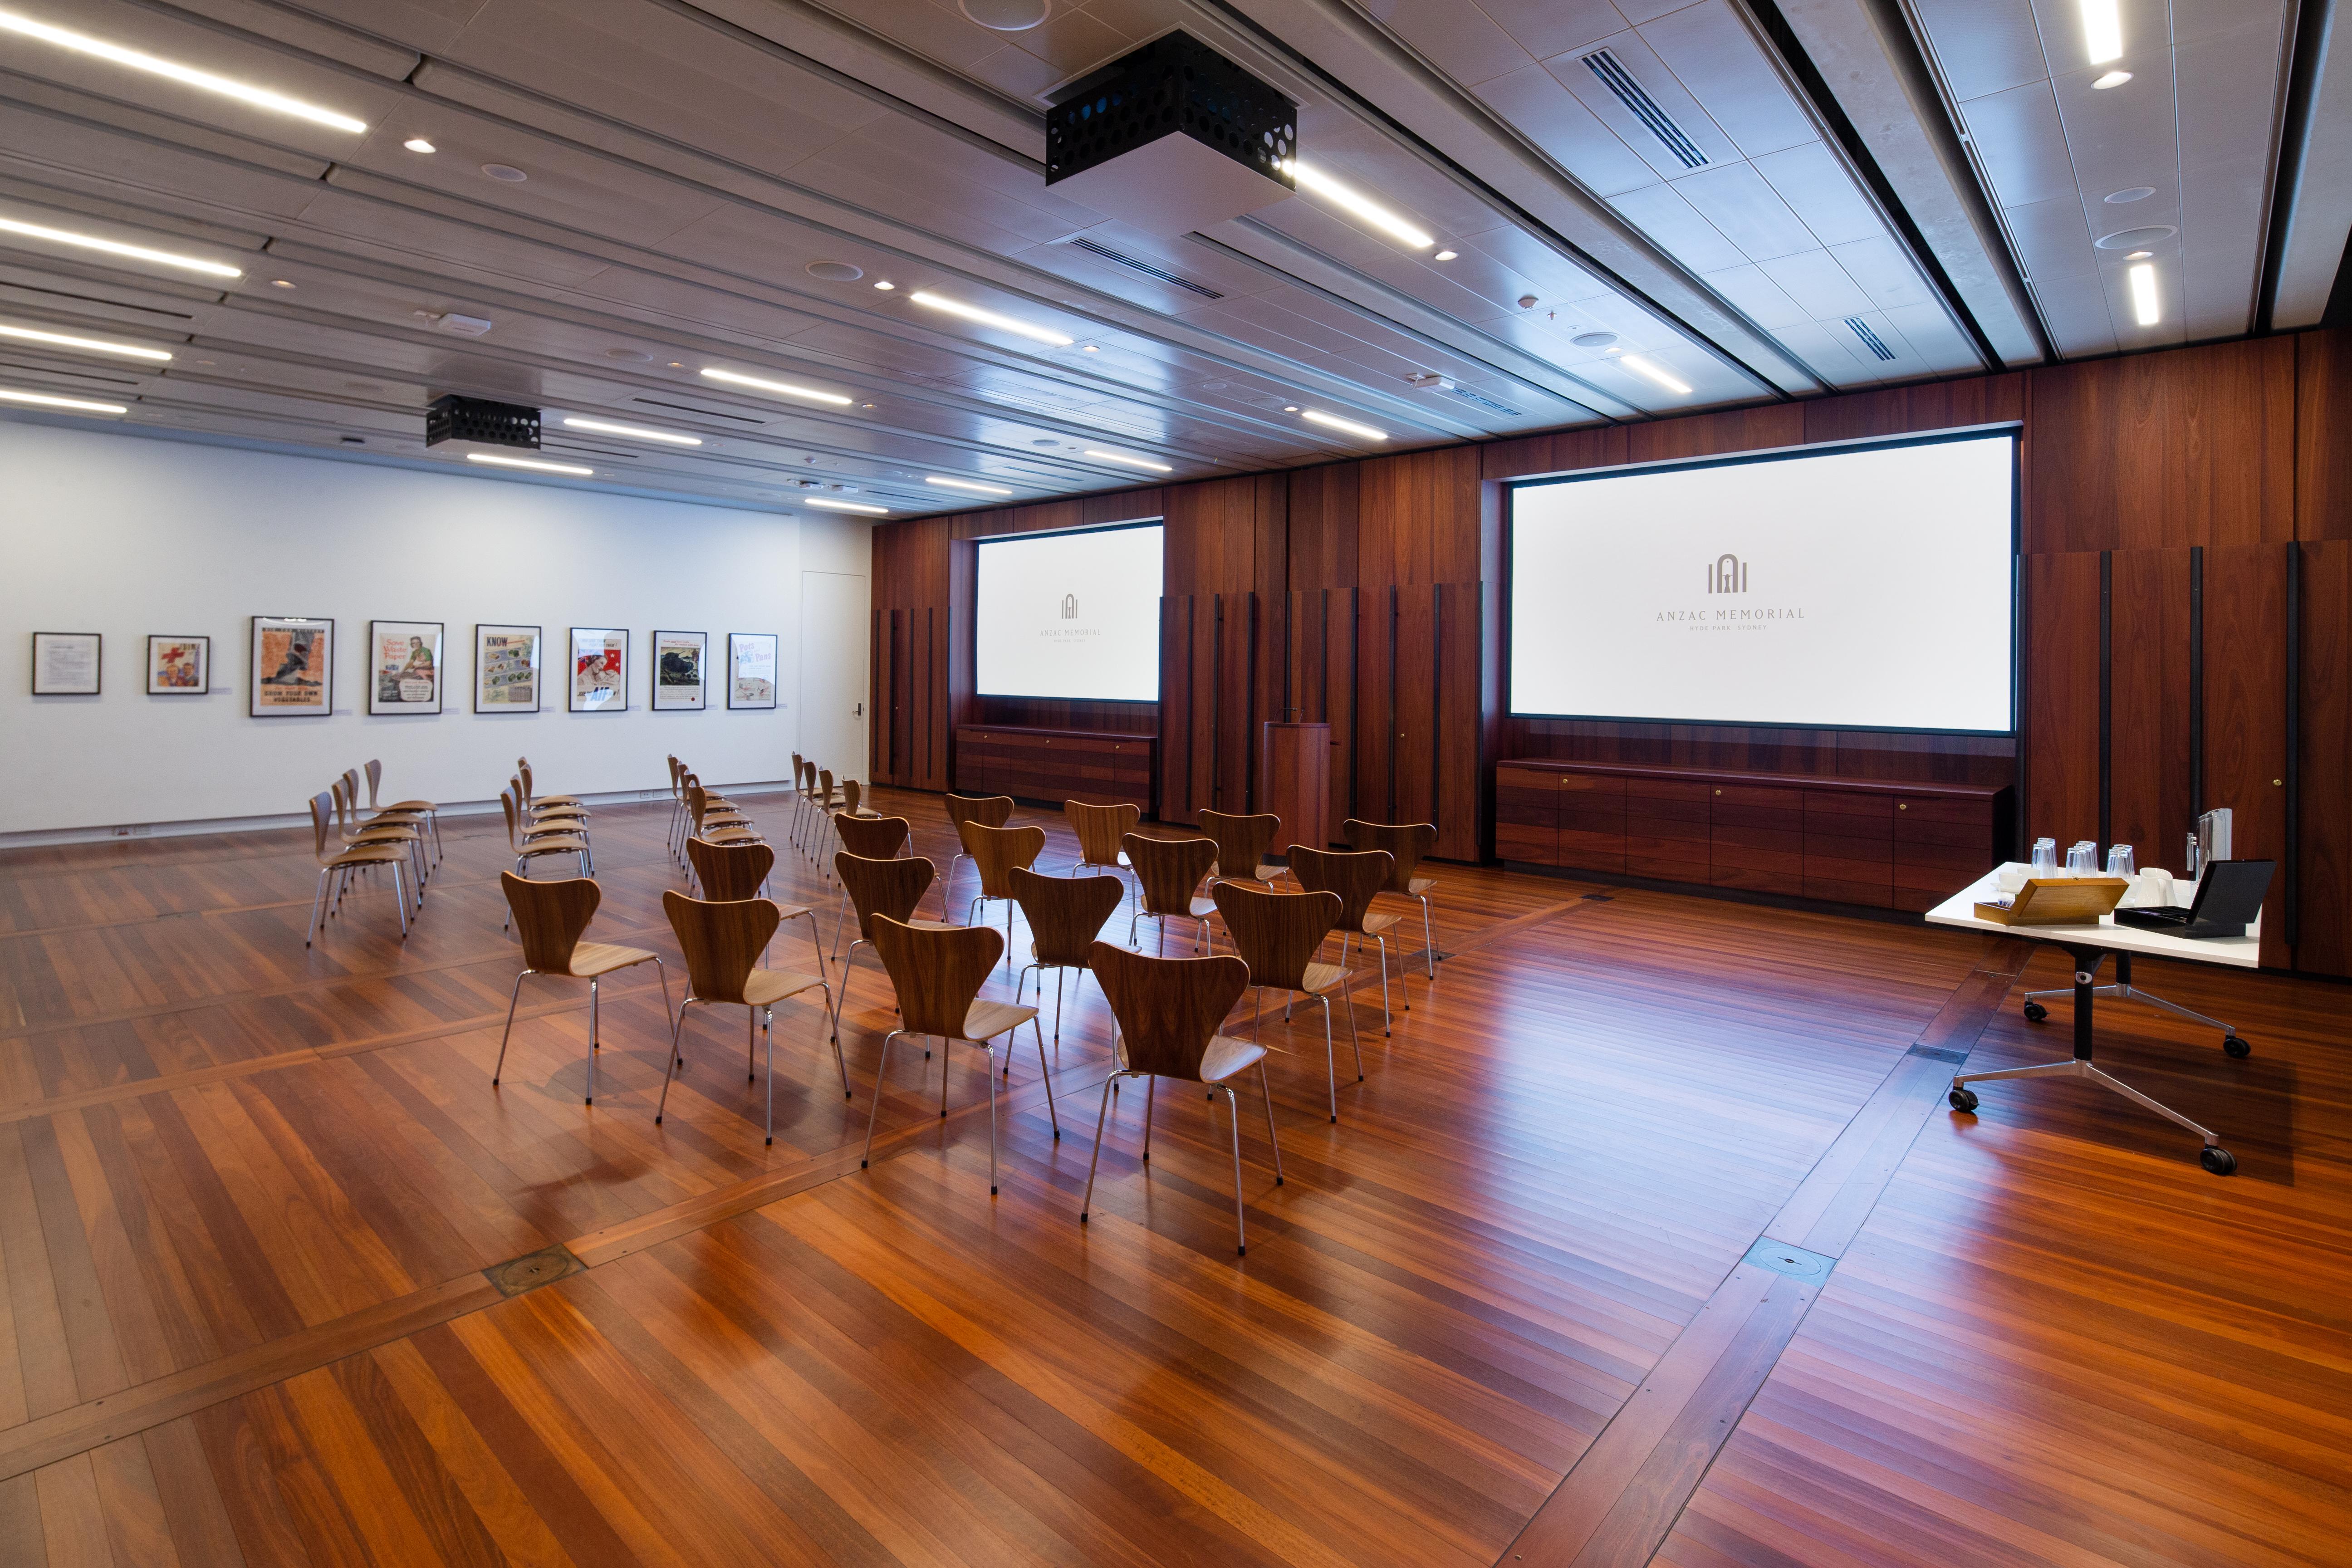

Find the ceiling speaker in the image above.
[{"left": 960, "top": 0, "right": 1049, "bottom": 29}]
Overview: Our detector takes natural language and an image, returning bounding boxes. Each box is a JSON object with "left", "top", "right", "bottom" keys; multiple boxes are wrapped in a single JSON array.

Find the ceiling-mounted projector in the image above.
[
  {"left": 425, "top": 393, "right": 540, "bottom": 450},
  {"left": 1045, "top": 32, "right": 1296, "bottom": 235}
]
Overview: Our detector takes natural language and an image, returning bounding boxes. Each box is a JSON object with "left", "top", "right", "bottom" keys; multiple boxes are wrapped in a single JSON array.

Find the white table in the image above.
[{"left": 1925, "top": 863, "right": 2260, "bottom": 1175}]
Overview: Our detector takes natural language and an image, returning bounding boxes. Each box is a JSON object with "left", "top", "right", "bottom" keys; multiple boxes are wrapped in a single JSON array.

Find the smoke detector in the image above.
[{"left": 420, "top": 311, "right": 493, "bottom": 337}]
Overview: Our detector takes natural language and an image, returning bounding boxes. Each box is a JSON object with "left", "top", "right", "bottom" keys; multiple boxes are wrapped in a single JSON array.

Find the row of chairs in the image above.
[
  {"left": 500, "top": 759, "right": 594, "bottom": 928},
  {"left": 303, "top": 761, "right": 439, "bottom": 946}
]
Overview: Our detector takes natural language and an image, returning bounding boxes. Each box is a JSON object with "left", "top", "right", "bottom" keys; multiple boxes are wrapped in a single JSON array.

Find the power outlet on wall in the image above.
[{"left": 112, "top": 823, "right": 149, "bottom": 838}]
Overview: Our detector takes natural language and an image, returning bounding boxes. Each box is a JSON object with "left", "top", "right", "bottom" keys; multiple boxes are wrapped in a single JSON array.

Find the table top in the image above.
[{"left": 1923, "top": 864, "right": 2262, "bottom": 969}]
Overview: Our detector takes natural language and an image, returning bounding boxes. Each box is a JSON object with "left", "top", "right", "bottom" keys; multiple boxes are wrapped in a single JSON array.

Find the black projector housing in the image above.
[
  {"left": 1045, "top": 33, "right": 1295, "bottom": 233},
  {"left": 425, "top": 393, "right": 541, "bottom": 450}
]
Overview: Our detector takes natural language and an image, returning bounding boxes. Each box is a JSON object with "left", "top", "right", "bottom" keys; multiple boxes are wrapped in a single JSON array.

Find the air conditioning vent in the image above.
[
  {"left": 1444, "top": 383, "right": 1521, "bottom": 417},
  {"left": 1581, "top": 50, "right": 1709, "bottom": 170},
  {"left": 1068, "top": 238, "right": 1224, "bottom": 299},
  {"left": 632, "top": 397, "right": 766, "bottom": 425},
  {"left": 1844, "top": 317, "right": 1897, "bottom": 361}
]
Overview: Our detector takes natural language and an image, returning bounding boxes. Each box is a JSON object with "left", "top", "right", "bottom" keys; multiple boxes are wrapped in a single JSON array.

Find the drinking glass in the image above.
[
  {"left": 2065, "top": 841, "right": 2098, "bottom": 875},
  {"left": 2031, "top": 837, "right": 2058, "bottom": 875},
  {"left": 2105, "top": 843, "right": 2135, "bottom": 877}
]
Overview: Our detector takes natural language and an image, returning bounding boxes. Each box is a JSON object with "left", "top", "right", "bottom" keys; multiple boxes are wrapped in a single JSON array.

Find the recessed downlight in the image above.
[
  {"left": 699, "top": 366, "right": 854, "bottom": 407},
  {"left": 2128, "top": 262, "right": 2160, "bottom": 326},
  {"left": 0, "top": 8, "right": 368, "bottom": 132},
  {"left": 1434, "top": 249, "right": 1458, "bottom": 261},
  {"left": 2126, "top": 250, "right": 2152, "bottom": 260},
  {"left": 959, "top": 0, "right": 1049, "bottom": 31},
  {"left": 1083, "top": 448, "right": 1173, "bottom": 473},
  {"left": 1620, "top": 354, "right": 1693, "bottom": 395},
  {"left": 2078, "top": 0, "right": 2122, "bottom": 64},
  {"left": 1571, "top": 330, "right": 1619, "bottom": 349},
  {"left": 562, "top": 416, "right": 702, "bottom": 446},
  {"left": 0, "top": 215, "right": 241, "bottom": 277},
  {"left": 908, "top": 289, "right": 1074, "bottom": 346},
  {"left": 926, "top": 475, "right": 1014, "bottom": 495},
  {"left": 1283, "top": 405, "right": 1299, "bottom": 412},
  {"left": 1080, "top": 343, "right": 1099, "bottom": 352},
  {"left": 2092, "top": 70, "right": 2132, "bottom": 90},
  {"left": 466, "top": 452, "right": 591, "bottom": 476},
  {"left": 1300, "top": 408, "right": 1388, "bottom": 442},
  {"left": 0, "top": 386, "right": 127, "bottom": 414},
  {"left": 269, "top": 278, "right": 296, "bottom": 289},
  {"left": 807, "top": 497, "right": 888, "bottom": 514},
  {"left": 0, "top": 322, "right": 171, "bottom": 361},
  {"left": 806, "top": 260, "right": 863, "bottom": 282},
  {"left": 872, "top": 279, "right": 895, "bottom": 291},
  {"left": 403, "top": 137, "right": 436, "bottom": 153},
  {"left": 2095, "top": 225, "right": 2175, "bottom": 250},
  {"left": 2105, "top": 186, "right": 2156, "bottom": 203},
  {"left": 480, "top": 163, "right": 528, "bottom": 182}
]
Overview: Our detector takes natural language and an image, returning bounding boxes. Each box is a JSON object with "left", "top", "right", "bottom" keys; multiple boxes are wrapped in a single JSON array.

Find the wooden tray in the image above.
[{"left": 1974, "top": 877, "right": 2131, "bottom": 926}]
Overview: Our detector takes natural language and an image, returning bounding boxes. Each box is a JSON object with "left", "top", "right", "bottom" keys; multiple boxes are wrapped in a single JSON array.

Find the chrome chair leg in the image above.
[
  {"left": 1221, "top": 1084, "right": 1246, "bottom": 1254},
  {"left": 1140, "top": 1077, "right": 1156, "bottom": 1163},
  {"left": 1375, "top": 934, "right": 1392, "bottom": 1034},
  {"left": 764, "top": 1004, "right": 777, "bottom": 1144},
  {"left": 649, "top": 957, "right": 675, "bottom": 1039},
  {"left": 1078, "top": 1070, "right": 1130, "bottom": 1225},
  {"left": 584, "top": 977, "right": 598, "bottom": 1105},
  {"left": 1256, "top": 1063, "right": 1284, "bottom": 1186},
  {"left": 861, "top": 1029, "right": 902, "bottom": 1169},
  {"left": 492, "top": 970, "right": 533, "bottom": 1083},
  {"left": 819, "top": 980, "right": 847, "bottom": 1100},
  {"left": 1318, "top": 994, "right": 1339, "bottom": 1122},
  {"left": 1029, "top": 1010, "right": 1060, "bottom": 1139},
  {"left": 655, "top": 996, "right": 700, "bottom": 1124},
  {"left": 306, "top": 868, "right": 329, "bottom": 947},
  {"left": 985, "top": 1038, "right": 1000, "bottom": 1195},
  {"left": 1420, "top": 894, "right": 1438, "bottom": 980}
]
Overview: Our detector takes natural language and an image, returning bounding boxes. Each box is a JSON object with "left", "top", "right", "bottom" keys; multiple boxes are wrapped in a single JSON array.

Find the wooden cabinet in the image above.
[
  {"left": 1495, "top": 761, "right": 2009, "bottom": 914},
  {"left": 955, "top": 727, "right": 1155, "bottom": 813}
]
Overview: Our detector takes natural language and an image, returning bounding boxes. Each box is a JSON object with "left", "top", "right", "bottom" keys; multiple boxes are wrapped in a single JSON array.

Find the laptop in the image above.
[{"left": 2112, "top": 859, "right": 2274, "bottom": 939}]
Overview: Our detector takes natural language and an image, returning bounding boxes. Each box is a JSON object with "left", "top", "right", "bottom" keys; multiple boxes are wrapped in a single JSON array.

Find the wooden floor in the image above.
[{"left": 0, "top": 784, "right": 2344, "bottom": 1566}]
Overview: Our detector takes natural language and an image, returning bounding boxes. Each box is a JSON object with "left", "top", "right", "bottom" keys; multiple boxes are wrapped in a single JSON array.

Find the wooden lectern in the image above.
[{"left": 1260, "top": 721, "right": 1331, "bottom": 860}]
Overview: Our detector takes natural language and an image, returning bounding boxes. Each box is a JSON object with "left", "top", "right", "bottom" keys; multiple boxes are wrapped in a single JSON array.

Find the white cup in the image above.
[
  {"left": 1996, "top": 865, "right": 2029, "bottom": 895},
  {"left": 2135, "top": 868, "right": 2175, "bottom": 907}
]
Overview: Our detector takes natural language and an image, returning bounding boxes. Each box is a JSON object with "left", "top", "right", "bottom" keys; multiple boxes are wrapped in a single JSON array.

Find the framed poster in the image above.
[
  {"left": 652, "top": 629, "right": 707, "bottom": 711},
  {"left": 728, "top": 632, "right": 778, "bottom": 710},
  {"left": 368, "top": 620, "right": 443, "bottom": 715},
  {"left": 474, "top": 623, "right": 541, "bottom": 713},
  {"left": 147, "top": 635, "right": 209, "bottom": 694},
  {"left": 31, "top": 632, "right": 101, "bottom": 695},
  {"left": 569, "top": 627, "right": 627, "bottom": 713},
  {"left": 250, "top": 617, "right": 333, "bottom": 717}
]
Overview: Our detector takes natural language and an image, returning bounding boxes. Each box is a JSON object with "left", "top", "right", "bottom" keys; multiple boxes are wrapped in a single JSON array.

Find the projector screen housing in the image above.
[
  {"left": 1507, "top": 430, "right": 2018, "bottom": 734},
  {"left": 975, "top": 521, "right": 1164, "bottom": 702}
]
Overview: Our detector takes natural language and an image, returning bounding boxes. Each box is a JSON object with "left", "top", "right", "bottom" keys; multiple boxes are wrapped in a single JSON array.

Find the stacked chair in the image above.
[{"left": 304, "top": 789, "right": 417, "bottom": 946}]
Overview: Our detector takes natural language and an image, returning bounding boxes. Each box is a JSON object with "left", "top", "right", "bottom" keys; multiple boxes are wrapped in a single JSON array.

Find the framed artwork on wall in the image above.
[
  {"left": 728, "top": 632, "right": 778, "bottom": 710},
  {"left": 569, "top": 627, "right": 627, "bottom": 713},
  {"left": 250, "top": 617, "right": 333, "bottom": 717},
  {"left": 652, "top": 629, "right": 707, "bottom": 711},
  {"left": 368, "top": 620, "right": 443, "bottom": 715},
  {"left": 474, "top": 624, "right": 541, "bottom": 713},
  {"left": 147, "top": 635, "right": 209, "bottom": 694},
  {"left": 31, "top": 632, "right": 101, "bottom": 695}
]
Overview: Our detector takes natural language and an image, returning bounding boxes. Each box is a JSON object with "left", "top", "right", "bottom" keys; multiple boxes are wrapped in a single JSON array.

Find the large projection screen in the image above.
[
  {"left": 1509, "top": 431, "right": 2017, "bottom": 732},
  {"left": 975, "top": 522, "right": 1164, "bottom": 701}
]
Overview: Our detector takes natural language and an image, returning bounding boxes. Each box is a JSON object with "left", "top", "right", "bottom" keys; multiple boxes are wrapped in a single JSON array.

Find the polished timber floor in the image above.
[{"left": 0, "top": 786, "right": 2344, "bottom": 1567}]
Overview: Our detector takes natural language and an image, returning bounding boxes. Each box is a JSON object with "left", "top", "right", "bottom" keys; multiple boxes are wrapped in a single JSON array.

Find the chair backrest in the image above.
[
  {"left": 870, "top": 915, "right": 1001, "bottom": 1039},
  {"left": 818, "top": 769, "right": 836, "bottom": 805},
  {"left": 1212, "top": 881, "right": 1340, "bottom": 992},
  {"left": 502, "top": 871, "right": 599, "bottom": 973},
  {"left": 516, "top": 758, "right": 537, "bottom": 805},
  {"left": 1343, "top": 819, "right": 1438, "bottom": 894},
  {"left": 661, "top": 891, "right": 782, "bottom": 1006},
  {"left": 1065, "top": 799, "right": 1141, "bottom": 866},
  {"left": 1287, "top": 845, "right": 1393, "bottom": 934},
  {"left": 800, "top": 759, "right": 817, "bottom": 794},
  {"left": 944, "top": 792, "right": 1013, "bottom": 832},
  {"left": 957, "top": 820, "right": 1046, "bottom": 897},
  {"left": 666, "top": 755, "right": 682, "bottom": 802},
  {"left": 687, "top": 836, "right": 774, "bottom": 901},
  {"left": 364, "top": 758, "right": 384, "bottom": 809},
  {"left": 308, "top": 791, "right": 336, "bottom": 858},
  {"left": 1198, "top": 810, "right": 1279, "bottom": 881},
  {"left": 1010, "top": 866, "right": 1125, "bottom": 967},
  {"left": 499, "top": 788, "right": 526, "bottom": 850},
  {"left": 1122, "top": 833, "right": 1217, "bottom": 919},
  {"left": 835, "top": 852, "right": 935, "bottom": 940},
  {"left": 684, "top": 780, "right": 709, "bottom": 830},
  {"left": 330, "top": 777, "right": 356, "bottom": 836},
  {"left": 833, "top": 813, "right": 909, "bottom": 858},
  {"left": 841, "top": 778, "right": 865, "bottom": 816},
  {"left": 790, "top": 752, "right": 802, "bottom": 789},
  {"left": 1089, "top": 943, "right": 1250, "bottom": 1082}
]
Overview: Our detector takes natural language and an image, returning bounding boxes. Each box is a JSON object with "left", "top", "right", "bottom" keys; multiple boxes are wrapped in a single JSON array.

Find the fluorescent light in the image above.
[
  {"left": 0, "top": 215, "right": 240, "bottom": 277},
  {"left": 466, "top": 452, "right": 592, "bottom": 476},
  {"left": 0, "top": 386, "right": 127, "bottom": 413},
  {"left": 872, "top": 279, "right": 894, "bottom": 290},
  {"left": 561, "top": 416, "right": 701, "bottom": 446},
  {"left": 1300, "top": 408, "right": 1388, "bottom": 442},
  {"left": 1083, "top": 447, "right": 1173, "bottom": 473},
  {"left": 807, "top": 497, "right": 888, "bottom": 514},
  {"left": 0, "top": 8, "right": 368, "bottom": 132},
  {"left": 1080, "top": 343, "right": 1099, "bottom": 352},
  {"left": 1281, "top": 161, "right": 1435, "bottom": 249},
  {"left": 2128, "top": 262, "right": 2159, "bottom": 326},
  {"left": 1620, "top": 354, "right": 1692, "bottom": 395},
  {"left": 2092, "top": 70, "right": 2131, "bottom": 90},
  {"left": 403, "top": 137, "right": 436, "bottom": 153},
  {"left": 2126, "top": 250, "right": 2152, "bottom": 260},
  {"left": 0, "top": 322, "right": 170, "bottom": 361},
  {"left": 2078, "top": 0, "right": 2122, "bottom": 64},
  {"left": 908, "top": 290, "right": 1074, "bottom": 347},
  {"left": 926, "top": 475, "right": 1014, "bottom": 495},
  {"left": 1434, "top": 249, "right": 1458, "bottom": 261},
  {"left": 699, "top": 366, "right": 854, "bottom": 407}
]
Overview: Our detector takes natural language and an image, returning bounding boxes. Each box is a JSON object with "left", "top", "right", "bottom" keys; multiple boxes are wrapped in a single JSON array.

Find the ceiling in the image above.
[{"left": 0, "top": 0, "right": 2339, "bottom": 517}]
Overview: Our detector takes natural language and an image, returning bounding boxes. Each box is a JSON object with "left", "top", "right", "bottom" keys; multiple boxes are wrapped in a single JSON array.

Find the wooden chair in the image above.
[
  {"left": 516, "top": 757, "right": 582, "bottom": 808},
  {"left": 1009, "top": 865, "right": 1124, "bottom": 1048},
  {"left": 1121, "top": 832, "right": 1217, "bottom": 955},
  {"left": 1212, "top": 881, "right": 1358, "bottom": 1122},
  {"left": 1080, "top": 943, "right": 1283, "bottom": 1254},
  {"left": 1289, "top": 844, "right": 1400, "bottom": 1037},
  {"left": 787, "top": 752, "right": 806, "bottom": 845},
  {"left": 665, "top": 755, "right": 689, "bottom": 858},
  {"left": 1198, "top": 809, "right": 1286, "bottom": 891},
  {"left": 792, "top": 758, "right": 819, "bottom": 848},
  {"left": 859, "top": 916, "right": 1041, "bottom": 1194},
  {"left": 684, "top": 780, "right": 759, "bottom": 848},
  {"left": 958, "top": 820, "right": 1046, "bottom": 965},
  {"left": 304, "top": 791, "right": 412, "bottom": 946},
  {"left": 1345, "top": 818, "right": 1441, "bottom": 981},
  {"left": 1064, "top": 800, "right": 1140, "bottom": 899},
  {"left": 364, "top": 759, "right": 441, "bottom": 862},
  {"left": 511, "top": 773, "right": 591, "bottom": 861},
  {"left": 806, "top": 769, "right": 845, "bottom": 865},
  {"left": 657, "top": 892, "right": 842, "bottom": 1143},
  {"left": 685, "top": 836, "right": 828, "bottom": 981},
  {"left": 832, "top": 851, "right": 951, "bottom": 1025},
  {"left": 830, "top": 814, "right": 911, "bottom": 951},
  {"left": 941, "top": 794, "right": 1013, "bottom": 912},
  {"left": 839, "top": 779, "right": 881, "bottom": 820},
  {"left": 494, "top": 873, "right": 672, "bottom": 1106},
  {"left": 331, "top": 778, "right": 428, "bottom": 895},
  {"left": 500, "top": 789, "right": 589, "bottom": 930}
]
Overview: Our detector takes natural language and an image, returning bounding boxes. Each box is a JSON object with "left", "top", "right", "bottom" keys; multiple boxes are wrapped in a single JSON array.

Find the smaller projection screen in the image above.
[
  {"left": 975, "top": 522, "right": 1164, "bottom": 701},
  {"left": 1509, "top": 431, "right": 2017, "bottom": 732}
]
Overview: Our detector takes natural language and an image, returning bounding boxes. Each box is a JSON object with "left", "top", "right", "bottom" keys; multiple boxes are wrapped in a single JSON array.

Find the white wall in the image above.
[{"left": 0, "top": 421, "right": 872, "bottom": 838}]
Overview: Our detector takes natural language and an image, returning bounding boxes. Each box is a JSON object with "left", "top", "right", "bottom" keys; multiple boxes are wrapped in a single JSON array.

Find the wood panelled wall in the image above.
[{"left": 873, "top": 330, "right": 2352, "bottom": 974}]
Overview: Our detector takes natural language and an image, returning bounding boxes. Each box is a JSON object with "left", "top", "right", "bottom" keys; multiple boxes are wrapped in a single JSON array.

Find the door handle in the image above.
[{"left": 854, "top": 702, "right": 864, "bottom": 717}]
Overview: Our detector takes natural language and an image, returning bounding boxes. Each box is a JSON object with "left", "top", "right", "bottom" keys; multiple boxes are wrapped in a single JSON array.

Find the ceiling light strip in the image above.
[
  {"left": 0, "top": 322, "right": 170, "bottom": 360},
  {"left": 0, "top": 215, "right": 241, "bottom": 277},
  {"left": 698, "top": 367, "right": 853, "bottom": 407},
  {"left": 561, "top": 416, "right": 701, "bottom": 446},
  {"left": 0, "top": 386, "right": 127, "bottom": 413},
  {"left": 1300, "top": 408, "right": 1388, "bottom": 442},
  {"left": 907, "top": 290, "right": 1075, "bottom": 347},
  {"left": 466, "top": 452, "right": 591, "bottom": 476},
  {"left": 807, "top": 497, "right": 888, "bottom": 514},
  {"left": 2078, "top": 0, "right": 2122, "bottom": 65},
  {"left": 2128, "top": 262, "right": 2160, "bottom": 327},
  {"left": 1280, "top": 161, "right": 1434, "bottom": 249},
  {"left": 1083, "top": 448, "right": 1173, "bottom": 474},
  {"left": 925, "top": 475, "right": 1014, "bottom": 495},
  {"left": 1619, "top": 354, "right": 1692, "bottom": 396},
  {"left": 0, "top": 8, "right": 368, "bottom": 132}
]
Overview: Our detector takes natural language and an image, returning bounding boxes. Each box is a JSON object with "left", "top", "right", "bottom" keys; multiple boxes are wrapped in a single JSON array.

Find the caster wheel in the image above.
[
  {"left": 1948, "top": 1087, "right": 1980, "bottom": 1113},
  {"left": 2200, "top": 1146, "right": 2238, "bottom": 1176},
  {"left": 2224, "top": 1034, "right": 2252, "bottom": 1058},
  {"left": 2022, "top": 1001, "right": 2048, "bottom": 1023}
]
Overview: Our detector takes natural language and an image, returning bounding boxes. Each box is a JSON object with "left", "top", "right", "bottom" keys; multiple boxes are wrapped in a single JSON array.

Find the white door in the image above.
[{"left": 799, "top": 572, "right": 870, "bottom": 783}]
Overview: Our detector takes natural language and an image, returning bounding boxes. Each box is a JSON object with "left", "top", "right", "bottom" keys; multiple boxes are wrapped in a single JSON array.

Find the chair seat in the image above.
[
  {"left": 531, "top": 804, "right": 588, "bottom": 819},
  {"left": 324, "top": 844, "right": 407, "bottom": 869},
  {"left": 1190, "top": 895, "right": 1216, "bottom": 919},
  {"left": 1407, "top": 876, "right": 1434, "bottom": 896},
  {"left": 534, "top": 793, "right": 584, "bottom": 806},
  {"left": 365, "top": 809, "right": 428, "bottom": 826},
  {"left": 568, "top": 941, "right": 656, "bottom": 978},
  {"left": 386, "top": 799, "right": 435, "bottom": 812},
  {"left": 1118, "top": 1031, "right": 1266, "bottom": 1084},
  {"left": 960, "top": 1000, "right": 1039, "bottom": 1042},
  {"left": 703, "top": 827, "right": 762, "bottom": 846},
  {"left": 346, "top": 825, "right": 418, "bottom": 845},
  {"left": 1299, "top": 960, "right": 1346, "bottom": 995},
  {"left": 743, "top": 968, "right": 827, "bottom": 1007},
  {"left": 1357, "top": 911, "right": 1402, "bottom": 936},
  {"left": 519, "top": 822, "right": 579, "bottom": 840},
  {"left": 517, "top": 834, "right": 590, "bottom": 855}
]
